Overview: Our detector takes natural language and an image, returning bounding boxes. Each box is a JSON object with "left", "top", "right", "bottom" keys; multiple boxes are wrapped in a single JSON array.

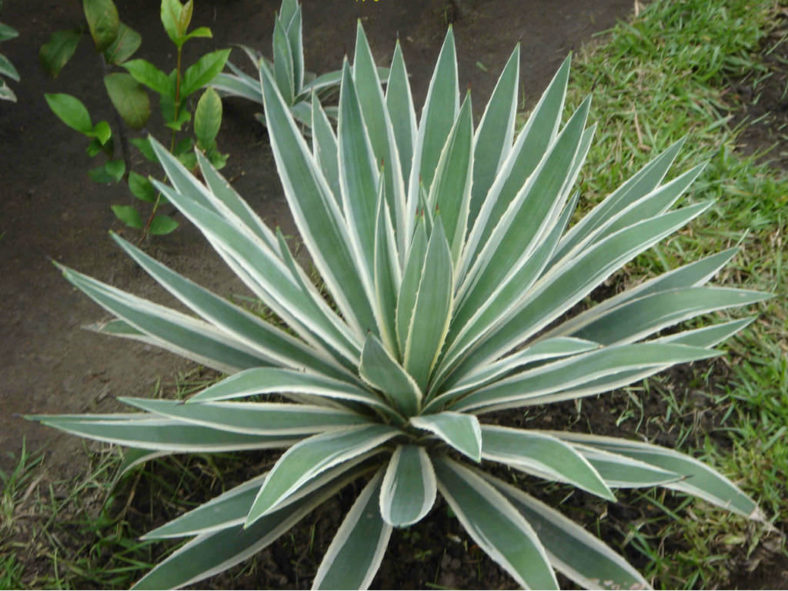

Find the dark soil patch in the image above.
[{"left": 728, "top": 8, "right": 788, "bottom": 172}]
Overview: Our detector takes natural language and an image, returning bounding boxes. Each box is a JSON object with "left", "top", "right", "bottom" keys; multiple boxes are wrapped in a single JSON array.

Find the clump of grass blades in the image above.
[
  {"left": 27, "top": 12, "right": 775, "bottom": 591},
  {"left": 561, "top": 0, "right": 787, "bottom": 586}
]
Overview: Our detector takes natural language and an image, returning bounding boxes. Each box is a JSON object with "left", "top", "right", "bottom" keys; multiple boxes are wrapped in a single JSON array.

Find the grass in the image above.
[
  {"left": 3, "top": 0, "right": 787, "bottom": 588},
  {"left": 556, "top": 0, "right": 788, "bottom": 587},
  {"left": 0, "top": 371, "right": 223, "bottom": 589}
]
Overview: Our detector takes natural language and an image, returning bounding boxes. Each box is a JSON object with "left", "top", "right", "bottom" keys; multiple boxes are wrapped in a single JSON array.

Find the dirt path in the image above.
[{"left": 0, "top": 0, "right": 633, "bottom": 474}]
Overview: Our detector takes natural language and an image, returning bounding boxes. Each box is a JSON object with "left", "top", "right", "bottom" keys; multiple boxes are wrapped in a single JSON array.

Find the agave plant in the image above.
[
  {"left": 212, "top": 0, "right": 379, "bottom": 127},
  {"left": 31, "top": 22, "right": 770, "bottom": 590}
]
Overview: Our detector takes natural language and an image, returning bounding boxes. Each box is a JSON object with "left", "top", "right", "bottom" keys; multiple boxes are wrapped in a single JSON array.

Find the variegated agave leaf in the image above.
[
  {"left": 31, "top": 20, "right": 769, "bottom": 591},
  {"left": 211, "top": 0, "right": 388, "bottom": 128}
]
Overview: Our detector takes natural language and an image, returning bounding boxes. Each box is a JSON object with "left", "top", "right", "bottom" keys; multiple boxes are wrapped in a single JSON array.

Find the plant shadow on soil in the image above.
[{"left": 1, "top": 0, "right": 787, "bottom": 589}]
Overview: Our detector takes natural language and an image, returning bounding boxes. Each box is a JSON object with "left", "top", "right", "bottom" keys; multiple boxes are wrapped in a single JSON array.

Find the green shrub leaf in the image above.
[
  {"left": 91, "top": 120, "right": 112, "bottom": 144},
  {"left": 89, "top": 159, "right": 125, "bottom": 184},
  {"left": 0, "top": 22, "right": 19, "bottom": 42},
  {"left": 130, "top": 136, "right": 156, "bottom": 161},
  {"left": 45, "top": 93, "right": 93, "bottom": 134},
  {"left": 127, "top": 171, "right": 156, "bottom": 202},
  {"left": 83, "top": 0, "right": 119, "bottom": 51},
  {"left": 184, "top": 25, "right": 212, "bottom": 43},
  {"left": 182, "top": 49, "right": 231, "bottom": 99},
  {"left": 148, "top": 215, "right": 179, "bottom": 236},
  {"left": 194, "top": 87, "right": 222, "bottom": 148},
  {"left": 103, "top": 22, "right": 141, "bottom": 65},
  {"left": 104, "top": 72, "right": 150, "bottom": 129},
  {"left": 38, "top": 29, "right": 81, "bottom": 77},
  {"left": 110, "top": 204, "right": 142, "bottom": 228},
  {"left": 123, "top": 58, "right": 172, "bottom": 96}
]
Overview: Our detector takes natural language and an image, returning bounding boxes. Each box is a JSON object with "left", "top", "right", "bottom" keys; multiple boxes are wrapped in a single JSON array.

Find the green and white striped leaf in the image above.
[
  {"left": 195, "top": 150, "right": 280, "bottom": 252},
  {"left": 150, "top": 178, "right": 359, "bottom": 365},
  {"left": 260, "top": 62, "right": 378, "bottom": 338},
  {"left": 481, "top": 426, "right": 615, "bottom": 501},
  {"left": 657, "top": 317, "right": 755, "bottom": 347},
  {"left": 279, "top": 0, "right": 298, "bottom": 29},
  {"left": 58, "top": 264, "right": 267, "bottom": 374},
  {"left": 457, "top": 96, "right": 591, "bottom": 315},
  {"left": 313, "top": 469, "right": 391, "bottom": 590},
  {"left": 434, "top": 457, "right": 558, "bottom": 590},
  {"left": 246, "top": 425, "right": 399, "bottom": 524},
  {"left": 338, "top": 59, "right": 380, "bottom": 285},
  {"left": 212, "top": 70, "right": 261, "bottom": 103},
  {"left": 543, "top": 247, "right": 740, "bottom": 339},
  {"left": 144, "top": 453, "right": 375, "bottom": 540},
  {"left": 485, "top": 472, "right": 650, "bottom": 590},
  {"left": 552, "top": 432, "right": 764, "bottom": 520},
  {"left": 119, "top": 398, "right": 370, "bottom": 436},
  {"left": 566, "top": 287, "right": 770, "bottom": 346},
  {"left": 186, "top": 367, "right": 393, "bottom": 416},
  {"left": 379, "top": 445, "right": 436, "bottom": 526},
  {"left": 435, "top": 187, "right": 582, "bottom": 392},
  {"left": 272, "top": 16, "right": 294, "bottom": 104},
  {"left": 463, "top": 55, "right": 570, "bottom": 271},
  {"left": 112, "top": 233, "right": 351, "bottom": 381},
  {"left": 570, "top": 444, "right": 681, "bottom": 488},
  {"left": 301, "top": 69, "right": 342, "bottom": 95},
  {"left": 311, "top": 94, "right": 341, "bottom": 202},
  {"left": 353, "top": 23, "right": 407, "bottom": 243},
  {"left": 359, "top": 334, "right": 421, "bottom": 416},
  {"left": 468, "top": 45, "right": 519, "bottom": 226},
  {"left": 155, "top": 136, "right": 280, "bottom": 252},
  {"left": 29, "top": 414, "right": 298, "bottom": 452},
  {"left": 145, "top": 474, "right": 267, "bottom": 540},
  {"left": 395, "top": 219, "right": 427, "bottom": 352},
  {"left": 553, "top": 137, "right": 686, "bottom": 261},
  {"left": 149, "top": 141, "right": 359, "bottom": 364},
  {"left": 410, "top": 412, "right": 481, "bottom": 462},
  {"left": 429, "top": 94, "right": 473, "bottom": 262},
  {"left": 285, "top": 4, "right": 303, "bottom": 92},
  {"left": 372, "top": 180, "right": 402, "bottom": 353},
  {"left": 438, "top": 337, "right": 598, "bottom": 402},
  {"left": 586, "top": 163, "right": 706, "bottom": 246},
  {"left": 402, "top": 220, "right": 454, "bottom": 390},
  {"left": 519, "top": 320, "right": 756, "bottom": 409},
  {"left": 452, "top": 202, "right": 713, "bottom": 379},
  {"left": 453, "top": 342, "right": 721, "bottom": 413},
  {"left": 133, "top": 463, "right": 359, "bottom": 590},
  {"left": 385, "top": 41, "right": 417, "bottom": 196},
  {"left": 406, "top": 27, "right": 458, "bottom": 233}
]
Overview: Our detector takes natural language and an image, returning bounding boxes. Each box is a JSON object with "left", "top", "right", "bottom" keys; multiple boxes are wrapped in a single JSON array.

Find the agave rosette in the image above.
[{"left": 32, "top": 23, "right": 769, "bottom": 590}]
